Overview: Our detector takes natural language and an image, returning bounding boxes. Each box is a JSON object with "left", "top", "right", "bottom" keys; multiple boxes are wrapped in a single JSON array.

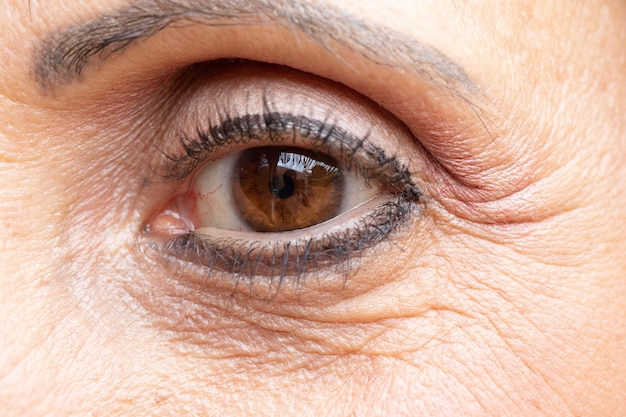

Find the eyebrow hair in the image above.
[{"left": 34, "top": 0, "right": 477, "bottom": 96}]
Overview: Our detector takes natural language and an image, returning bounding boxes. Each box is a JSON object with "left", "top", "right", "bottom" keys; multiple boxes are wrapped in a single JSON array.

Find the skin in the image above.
[{"left": 1, "top": 0, "right": 626, "bottom": 415}]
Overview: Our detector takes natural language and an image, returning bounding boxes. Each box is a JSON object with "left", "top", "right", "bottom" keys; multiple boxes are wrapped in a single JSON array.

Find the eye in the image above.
[
  {"left": 182, "top": 145, "right": 381, "bottom": 233},
  {"left": 143, "top": 61, "right": 423, "bottom": 297}
]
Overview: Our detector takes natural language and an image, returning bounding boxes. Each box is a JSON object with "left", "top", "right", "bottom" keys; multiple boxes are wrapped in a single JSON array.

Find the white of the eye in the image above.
[
  {"left": 190, "top": 150, "right": 381, "bottom": 232},
  {"left": 191, "top": 153, "right": 243, "bottom": 231}
]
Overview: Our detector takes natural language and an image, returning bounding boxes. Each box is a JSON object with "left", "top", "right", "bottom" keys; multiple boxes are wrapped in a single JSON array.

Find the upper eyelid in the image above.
[
  {"left": 32, "top": 3, "right": 507, "bottom": 199},
  {"left": 33, "top": 4, "right": 503, "bottom": 195}
]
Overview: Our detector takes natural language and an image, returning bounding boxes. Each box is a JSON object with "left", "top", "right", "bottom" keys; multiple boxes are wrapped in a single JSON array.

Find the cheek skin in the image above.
[{"left": 95, "top": 197, "right": 625, "bottom": 416}]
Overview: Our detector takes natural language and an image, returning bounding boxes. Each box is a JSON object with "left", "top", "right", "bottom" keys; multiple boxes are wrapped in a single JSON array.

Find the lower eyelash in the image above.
[{"left": 158, "top": 196, "right": 419, "bottom": 297}]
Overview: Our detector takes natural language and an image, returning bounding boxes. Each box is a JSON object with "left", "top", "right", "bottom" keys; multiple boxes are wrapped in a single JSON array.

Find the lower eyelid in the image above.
[{"left": 152, "top": 196, "right": 420, "bottom": 300}]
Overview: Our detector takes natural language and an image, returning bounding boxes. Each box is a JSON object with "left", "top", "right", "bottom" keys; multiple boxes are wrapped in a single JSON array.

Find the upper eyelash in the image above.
[{"left": 163, "top": 108, "right": 420, "bottom": 201}]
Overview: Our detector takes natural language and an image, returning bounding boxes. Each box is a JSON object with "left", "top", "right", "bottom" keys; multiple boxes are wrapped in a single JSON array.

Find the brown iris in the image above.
[{"left": 232, "top": 147, "right": 345, "bottom": 232}]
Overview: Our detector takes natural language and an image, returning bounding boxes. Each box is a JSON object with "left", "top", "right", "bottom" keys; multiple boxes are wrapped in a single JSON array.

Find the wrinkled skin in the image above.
[{"left": 1, "top": 0, "right": 626, "bottom": 416}]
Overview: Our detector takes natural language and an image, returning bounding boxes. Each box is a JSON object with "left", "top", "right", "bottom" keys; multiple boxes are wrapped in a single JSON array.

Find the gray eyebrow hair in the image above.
[{"left": 34, "top": 0, "right": 477, "bottom": 96}]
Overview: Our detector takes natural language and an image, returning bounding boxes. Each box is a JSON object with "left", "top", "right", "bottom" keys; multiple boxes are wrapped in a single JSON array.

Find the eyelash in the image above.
[{"left": 150, "top": 103, "right": 423, "bottom": 296}]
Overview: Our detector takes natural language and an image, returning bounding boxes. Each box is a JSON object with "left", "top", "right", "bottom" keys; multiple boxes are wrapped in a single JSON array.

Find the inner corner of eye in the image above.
[{"left": 145, "top": 194, "right": 196, "bottom": 236}]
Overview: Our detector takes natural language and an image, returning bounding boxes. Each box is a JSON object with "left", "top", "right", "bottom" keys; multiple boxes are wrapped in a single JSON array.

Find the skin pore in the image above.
[{"left": 1, "top": 0, "right": 626, "bottom": 415}]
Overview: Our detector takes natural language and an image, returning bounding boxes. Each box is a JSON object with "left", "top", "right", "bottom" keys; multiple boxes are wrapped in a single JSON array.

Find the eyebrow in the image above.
[{"left": 34, "top": 0, "right": 477, "bottom": 96}]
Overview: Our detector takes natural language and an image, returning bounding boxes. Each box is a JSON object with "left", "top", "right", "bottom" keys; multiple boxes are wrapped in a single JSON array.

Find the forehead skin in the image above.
[{"left": 1, "top": 0, "right": 626, "bottom": 416}]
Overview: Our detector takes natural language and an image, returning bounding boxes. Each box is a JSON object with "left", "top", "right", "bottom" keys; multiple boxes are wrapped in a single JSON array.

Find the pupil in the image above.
[
  {"left": 232, "top": 146, "right": 345, "bottom": 233},
  {"left": 270, "top": 172, "right": 296, "bottom": 199}
]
